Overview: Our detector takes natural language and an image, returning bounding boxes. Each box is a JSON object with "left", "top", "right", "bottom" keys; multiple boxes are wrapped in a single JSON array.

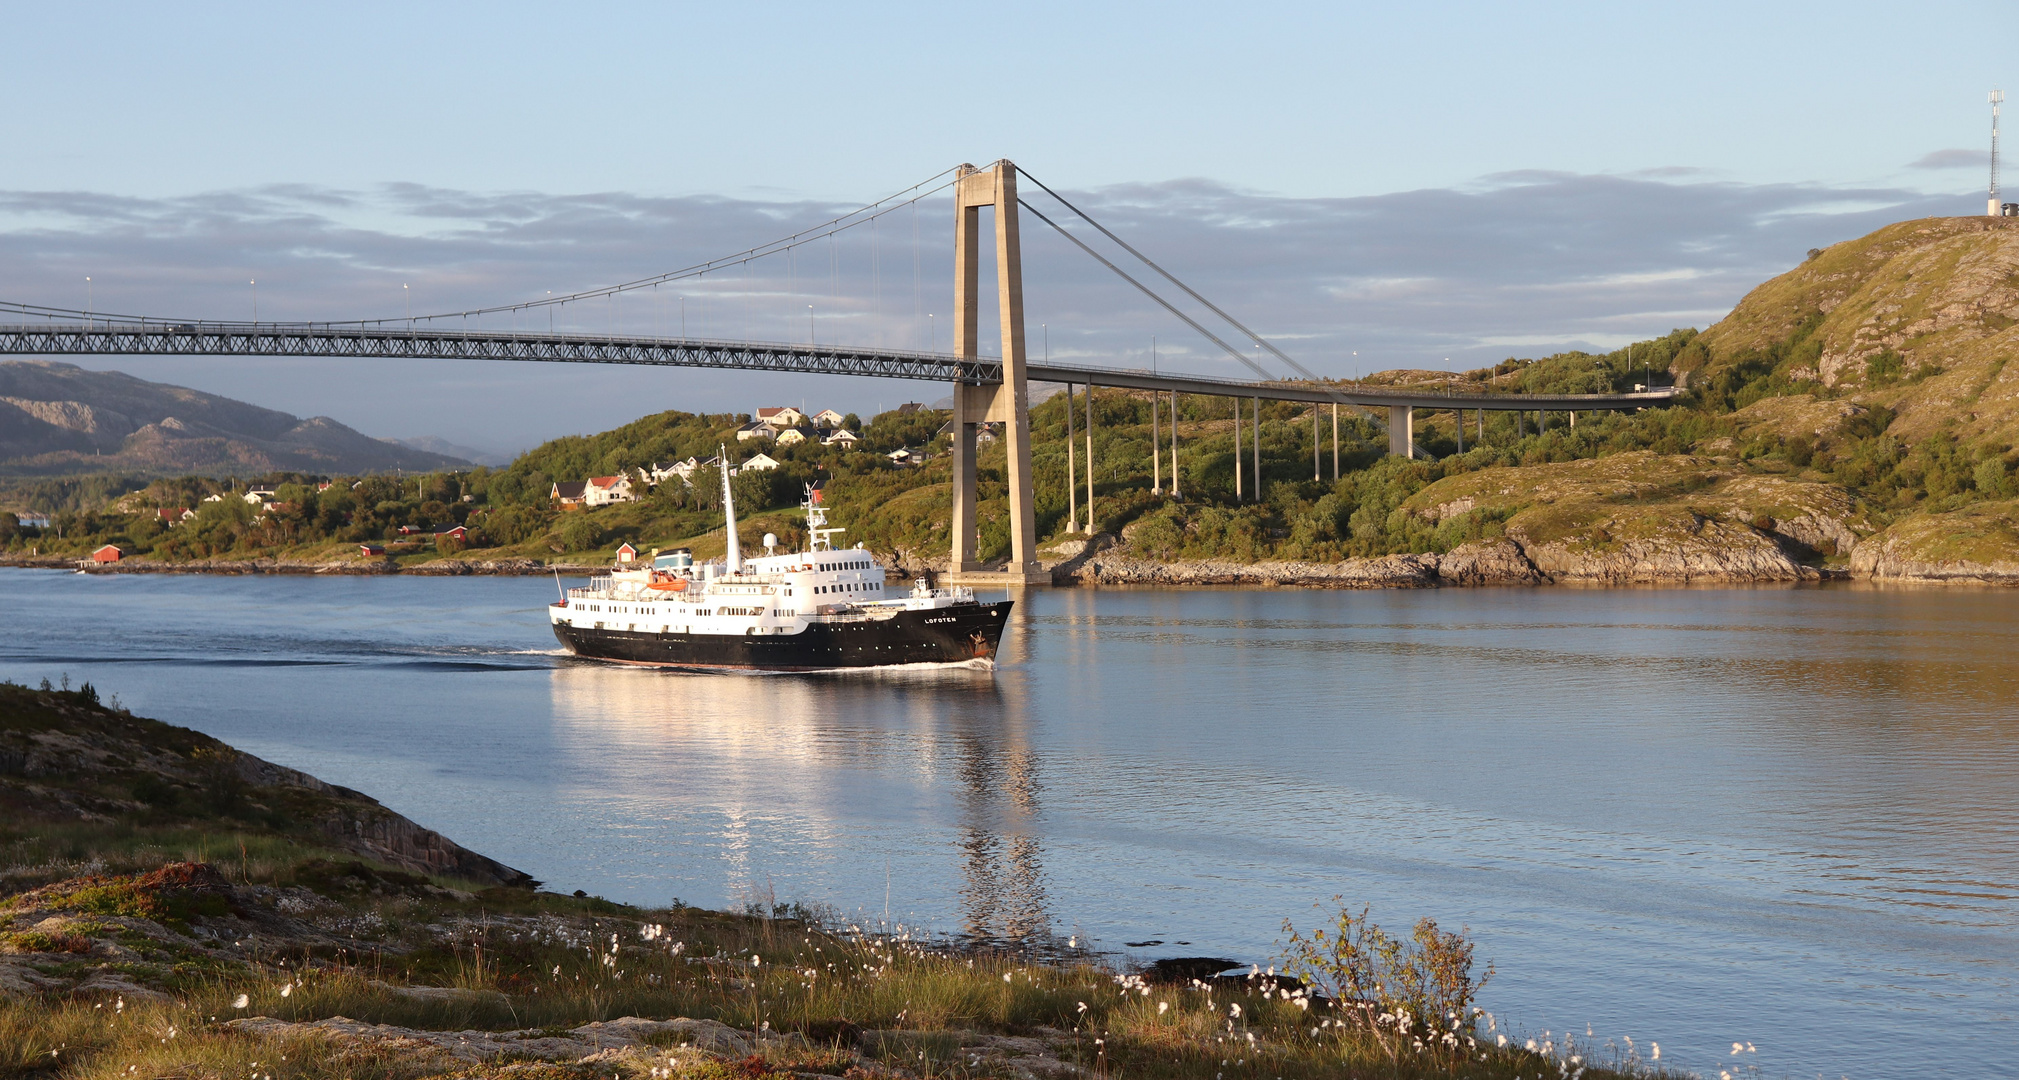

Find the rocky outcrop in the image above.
[
  {"left": 1849, "top": 500, "right": 2019, "bottom": 583},
  {"left": 1060, "top": 551, "right": 1441, "bottom": 588},
  {"left": 1434, "top": 538, "right": 1546, "bottom": 585},
  {"left": 225, "top": 1015, "right": 752, "bottom": 1064},
  {"left": 0, "top": 686, "right": 535, "bottom": 888},
  {"left": 1513, "top": 517, "right": 1816, "bottom": 583}
]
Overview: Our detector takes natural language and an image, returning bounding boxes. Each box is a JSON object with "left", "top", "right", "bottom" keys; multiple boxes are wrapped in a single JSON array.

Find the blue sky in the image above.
[{"left": 1, "top": 1, "right": 2011, "bottom": 455}]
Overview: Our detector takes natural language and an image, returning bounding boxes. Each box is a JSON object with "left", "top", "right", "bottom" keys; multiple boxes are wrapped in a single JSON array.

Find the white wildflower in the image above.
[{"left": 231, "top": 994, "right": 249, "bottom": 1009}]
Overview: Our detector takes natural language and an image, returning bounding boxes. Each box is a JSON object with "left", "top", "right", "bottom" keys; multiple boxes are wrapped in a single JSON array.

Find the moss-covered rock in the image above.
[{"left": 1849, "top": 499, "right": 2019, "bottom": 582}]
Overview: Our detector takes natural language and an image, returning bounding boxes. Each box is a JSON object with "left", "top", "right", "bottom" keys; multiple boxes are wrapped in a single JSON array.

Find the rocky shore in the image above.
[
  {"left": 1044, "top": 534, "right": 1851, "bottom": 588},
  {"left": 0, "top": 554, "right": 603, "bottom": 576}
]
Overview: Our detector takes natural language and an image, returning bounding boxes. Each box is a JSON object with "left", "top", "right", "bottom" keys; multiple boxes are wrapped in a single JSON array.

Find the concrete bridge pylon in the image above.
[{"left": 944, "top": 161, "right": 1049, "bottom": 586}]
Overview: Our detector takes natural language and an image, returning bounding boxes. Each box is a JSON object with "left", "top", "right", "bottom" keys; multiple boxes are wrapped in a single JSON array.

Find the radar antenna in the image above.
[{"left": 1993, "top": 90, "right": 2005, "bottom": 217}]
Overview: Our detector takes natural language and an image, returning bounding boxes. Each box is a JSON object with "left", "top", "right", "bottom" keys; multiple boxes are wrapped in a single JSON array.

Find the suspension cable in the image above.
[
  {"left": 1, "top": 168, "right": 962, "bottom": 330},
  {"left": 1019, "top": 166, "right": 1326, "bottom": 385},
  {"left": 1018, "top": 170, "right": 1395, "bottom": 442},
  {"left": 1016, "top": 198, "right": 1272, "bottom": 382},
  {"left": 389, "top": 167, "right": 962, "bottom": 327}
]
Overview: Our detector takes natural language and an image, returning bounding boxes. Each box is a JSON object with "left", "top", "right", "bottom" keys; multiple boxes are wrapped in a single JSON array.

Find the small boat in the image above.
[{"left": 549, "top": 449, "right": 1011, "bottom": 671}]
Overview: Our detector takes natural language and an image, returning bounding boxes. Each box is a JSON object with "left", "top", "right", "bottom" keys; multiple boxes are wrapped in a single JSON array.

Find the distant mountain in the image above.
[
  {"left": 0, "top": 360, "right": 471, "bottom": 477},
  {"left": 392, "top": 435, "right": 513, "bottom": 467}
]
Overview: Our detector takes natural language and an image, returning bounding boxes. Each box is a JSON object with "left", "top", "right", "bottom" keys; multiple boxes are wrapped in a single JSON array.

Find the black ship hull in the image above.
[{"left": 551, "top": 600, "right": 1014, "bottom": 672}]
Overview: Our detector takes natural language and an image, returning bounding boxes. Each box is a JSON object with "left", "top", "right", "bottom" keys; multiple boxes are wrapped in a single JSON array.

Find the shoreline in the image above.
[{"left": 7, "top": 539, "right": 2012, "bottom": 586}]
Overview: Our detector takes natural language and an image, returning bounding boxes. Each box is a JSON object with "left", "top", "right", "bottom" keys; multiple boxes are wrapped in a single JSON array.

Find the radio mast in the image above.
[{"left": 1993, "top": 90, "right": 2005, "bottom": 217}]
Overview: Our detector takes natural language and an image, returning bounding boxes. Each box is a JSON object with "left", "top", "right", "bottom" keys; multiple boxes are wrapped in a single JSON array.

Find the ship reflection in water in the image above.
[{"left": 543, "top": 599, "right": 1053, "bottom": 944}]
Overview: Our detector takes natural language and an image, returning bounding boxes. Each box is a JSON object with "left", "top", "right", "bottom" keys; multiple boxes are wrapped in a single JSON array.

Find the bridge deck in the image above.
[{"left": 0, "top": 323, "right": 1680, "bottom": 411}]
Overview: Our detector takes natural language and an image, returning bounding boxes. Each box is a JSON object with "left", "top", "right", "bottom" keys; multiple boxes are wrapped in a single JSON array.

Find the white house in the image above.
[
  {"left": 738, "top": 452, "right": 780, "bottom": 473},
  {"left": 583, "top": 475, "right": 638, "bottom": 507},
  {"left": 735, "top": 420, "right": 774, "bottom": 442},
  {"left": 645, "top": 458, "right": 698, "bottom": 486},
  {"left": 241, "top": 488, "right": 276, "bottom": 504},
  {"left": 811, "top": 408, "right": 847, "bottom": 428},
  {"left": 821, "top": 428, "right": 860, "bottom": 448},
  {"left": 774, "top": 428, "right": 810, "bottom": 447},
  {"left": 755, "top": 406, "right": 807, "bottom": 430}
]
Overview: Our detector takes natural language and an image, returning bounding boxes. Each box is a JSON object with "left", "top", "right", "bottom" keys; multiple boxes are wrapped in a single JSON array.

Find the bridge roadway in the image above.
[{"left": 0, "top": 321, "right": 1682, "bottom": 412}]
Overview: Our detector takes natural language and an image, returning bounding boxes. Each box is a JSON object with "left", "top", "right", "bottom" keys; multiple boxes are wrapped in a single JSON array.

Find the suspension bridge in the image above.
[{"left": 0, "top": 161, "right": 1679, "bottom": 586}]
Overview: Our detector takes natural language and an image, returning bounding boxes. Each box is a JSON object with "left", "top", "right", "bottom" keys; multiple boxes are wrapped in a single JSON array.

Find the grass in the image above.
[{"left": 0, "top": 898, "right": 1672, "bottom": 1080}]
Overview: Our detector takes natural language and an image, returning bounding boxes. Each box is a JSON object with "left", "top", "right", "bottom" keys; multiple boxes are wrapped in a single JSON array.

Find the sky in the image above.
[{"left": 0, "top": 1, "right": 2011, "bottom": 457}]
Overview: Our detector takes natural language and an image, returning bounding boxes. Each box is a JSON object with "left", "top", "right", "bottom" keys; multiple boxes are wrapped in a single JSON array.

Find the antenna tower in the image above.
[{"left": 1993, "top": 90, "right": 2005, "bottom": 217}]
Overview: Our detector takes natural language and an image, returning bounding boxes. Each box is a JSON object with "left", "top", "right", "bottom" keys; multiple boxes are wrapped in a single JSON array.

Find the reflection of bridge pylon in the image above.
[{"left": 946, "top": 161, "right": 1047, "bottom": 586}]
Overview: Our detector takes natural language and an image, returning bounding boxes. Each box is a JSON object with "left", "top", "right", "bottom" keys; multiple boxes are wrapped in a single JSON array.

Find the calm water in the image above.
[{"left": 3, "top": 568, "right": 2014, "bottom": 1078}]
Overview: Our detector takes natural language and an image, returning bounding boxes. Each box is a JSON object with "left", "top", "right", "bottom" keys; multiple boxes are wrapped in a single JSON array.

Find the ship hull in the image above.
[{"left": 552, "top": 600, "right": 1013, "bottom": 672}]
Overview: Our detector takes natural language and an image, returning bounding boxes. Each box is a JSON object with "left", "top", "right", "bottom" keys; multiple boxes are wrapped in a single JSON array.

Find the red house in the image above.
[
  {"left": 615, "top": 542, "right": 638, "bottom": 563},
  {"left": 91, "top": 544, "right": 124, "bottom": 563},
  {"left": 358, "top": 543, "right": 386, "bottom": 556}
]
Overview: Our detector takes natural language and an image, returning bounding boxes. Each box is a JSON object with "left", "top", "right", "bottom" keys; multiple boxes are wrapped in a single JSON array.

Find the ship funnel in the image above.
[{"left": 721, "top": 445, "right": 742, "bottom": 574}]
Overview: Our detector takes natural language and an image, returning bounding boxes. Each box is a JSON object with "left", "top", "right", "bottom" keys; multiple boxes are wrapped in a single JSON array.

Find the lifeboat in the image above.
[{"left": 647, "top": 574, "right": 689, "bottom": 592}]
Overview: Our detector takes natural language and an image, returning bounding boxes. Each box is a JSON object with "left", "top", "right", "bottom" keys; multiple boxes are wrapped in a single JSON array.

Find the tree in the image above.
[{"left": 558, "top": 514, "right": 602, "bottom": 552}]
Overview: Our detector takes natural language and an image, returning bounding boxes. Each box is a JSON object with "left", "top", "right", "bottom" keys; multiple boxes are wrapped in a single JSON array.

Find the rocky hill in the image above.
[
  {"left": 1690, "top": 215, "right": 2019, "bottom": 445},
  {"left": 0, "top": 360, "right": 470, "bottom": 476}
]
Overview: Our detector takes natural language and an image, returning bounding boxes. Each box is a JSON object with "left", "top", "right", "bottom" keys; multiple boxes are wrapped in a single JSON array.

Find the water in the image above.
[{"left": 3, "top": 568, "right": 2014, "bottom": 1078}]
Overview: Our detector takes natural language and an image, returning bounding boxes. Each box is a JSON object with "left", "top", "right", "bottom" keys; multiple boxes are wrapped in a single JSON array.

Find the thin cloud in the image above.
[
  {"left": 0, "top": 172, "right": 1973, "bottom": 452},
  {"left": 1908, "top": 149, "right": 1989, "bottom": 170}
]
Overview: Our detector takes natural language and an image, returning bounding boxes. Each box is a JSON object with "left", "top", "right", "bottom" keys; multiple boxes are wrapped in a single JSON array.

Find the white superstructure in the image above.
[{"left": 550, "top": 457, "right": 973, "bottom": 641}]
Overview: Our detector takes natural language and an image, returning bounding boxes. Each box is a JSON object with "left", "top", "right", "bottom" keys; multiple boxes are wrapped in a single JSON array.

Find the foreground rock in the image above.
[
  {"left": 0, "top": 685, "right": 535, "bottom": 887},
  {"left": 225, "top": 1015, "right": 755, "bottom": 1065}
]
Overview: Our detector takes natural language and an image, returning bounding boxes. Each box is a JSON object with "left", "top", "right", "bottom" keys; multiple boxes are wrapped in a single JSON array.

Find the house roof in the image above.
[
  {"left": 432, "top": 523, "right": 467, "bottom": 534},
  {"left": 588, "top": 475, "right": 627, "bottom": 489},
  {"left": 552, "top": 481, "right": 588, "bottom": 499}
]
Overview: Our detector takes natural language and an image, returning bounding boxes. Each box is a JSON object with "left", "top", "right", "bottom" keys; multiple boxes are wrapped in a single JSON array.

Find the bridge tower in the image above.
[{"left": 945, "top": 161, "right": 1047, "bottom": 586}]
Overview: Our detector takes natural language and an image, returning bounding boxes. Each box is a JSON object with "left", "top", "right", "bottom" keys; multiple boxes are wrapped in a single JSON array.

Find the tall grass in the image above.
[{"left": 2, "top": 900, "right": 1676, "bottom": 1080}]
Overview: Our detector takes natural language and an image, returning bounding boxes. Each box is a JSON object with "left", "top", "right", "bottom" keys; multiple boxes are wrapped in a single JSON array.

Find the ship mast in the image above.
[{"left": 721, "top": 444, "right": 742, "bottom": 574}]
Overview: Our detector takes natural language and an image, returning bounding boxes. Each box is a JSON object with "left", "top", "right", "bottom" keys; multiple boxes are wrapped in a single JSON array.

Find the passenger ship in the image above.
[{"left": 549, "top": 453, "right": 1012, "bottom": 671}]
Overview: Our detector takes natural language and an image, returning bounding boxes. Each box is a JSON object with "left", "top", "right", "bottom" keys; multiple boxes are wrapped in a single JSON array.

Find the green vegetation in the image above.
[{"left": 1, "top": 686, "right": 1667, "bottom": 1080}]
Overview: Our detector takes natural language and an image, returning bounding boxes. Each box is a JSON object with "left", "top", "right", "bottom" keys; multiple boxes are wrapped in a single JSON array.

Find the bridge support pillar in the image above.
[
  {"left": 943, "top": 161, "right": 1047, "bottom": 587},
  {"left": 1388, "top": 405, "right": 1413, "bottom": 458}
]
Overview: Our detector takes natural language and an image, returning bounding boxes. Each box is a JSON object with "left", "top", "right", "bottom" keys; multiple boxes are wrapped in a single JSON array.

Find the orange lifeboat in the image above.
[{"left": 647, "top": 576, "right": 689, "bottom": 592}]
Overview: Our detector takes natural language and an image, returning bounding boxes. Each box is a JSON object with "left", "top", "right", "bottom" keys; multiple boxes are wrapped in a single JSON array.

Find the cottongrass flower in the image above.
[
  {"left": 1158, "top": 1001, "right": 1169, "bottom": 1015},
  {"left": 231, "top": 994, "right": 249, "bottom": 1009},
  {"left": 279, "top": 984, "right": 291, "bottom": 998},
  {"left": 1651, "top": 1042, "right": 1660, "bottom": 1060}
]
